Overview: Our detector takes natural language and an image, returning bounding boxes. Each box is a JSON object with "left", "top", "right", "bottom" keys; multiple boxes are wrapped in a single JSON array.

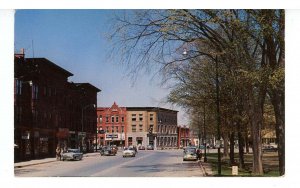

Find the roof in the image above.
[
  {"left": 126, "top": 107, "right": 178, "bottom": 113},
  {"left": 26, "top": 58, "right": 73, "bottom": 77},
  {"left": 75, "top": 83, "right": 101, "bottom": 92}
]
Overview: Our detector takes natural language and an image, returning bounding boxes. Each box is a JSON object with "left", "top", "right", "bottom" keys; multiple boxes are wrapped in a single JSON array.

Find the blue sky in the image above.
[{"left": 14, "top": 10, "right": 188, "bottom": 124}]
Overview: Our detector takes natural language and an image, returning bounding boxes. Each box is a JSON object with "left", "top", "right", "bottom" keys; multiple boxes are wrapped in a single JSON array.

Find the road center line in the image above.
[{"left": 90, "top": 152, "right": 155, "bottom": 176}]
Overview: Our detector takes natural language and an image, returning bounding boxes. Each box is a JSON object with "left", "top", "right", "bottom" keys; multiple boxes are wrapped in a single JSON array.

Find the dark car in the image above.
[
  {"left": 100, "top": 146, "right": 117, "bottom": 156},
  {"left": 262, "top": 145, "right": 278, "bottom": 152}
]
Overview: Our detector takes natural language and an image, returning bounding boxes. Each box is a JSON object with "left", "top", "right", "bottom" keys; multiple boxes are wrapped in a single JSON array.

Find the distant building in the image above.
[
  {"left": 177, "top": 125, "right": 190, "bottom": 148},
  {"left": 96, "top": 102, "right": 127, "bottom": 147},
  {"left": 14, "top": 50, "right": 100, "bottom": 162},
  {"left": 126, "top": 107, "right": 178, "bottom": 149}
]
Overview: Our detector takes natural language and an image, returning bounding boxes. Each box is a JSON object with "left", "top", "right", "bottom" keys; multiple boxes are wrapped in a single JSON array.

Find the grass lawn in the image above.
[{"left": 206, "top": 152, "right": 280, "bottom": 177}]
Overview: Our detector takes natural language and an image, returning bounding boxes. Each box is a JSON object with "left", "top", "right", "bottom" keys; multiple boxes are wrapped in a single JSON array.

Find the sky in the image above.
[{"left": 14, "top": 10, "right": 189, "bottom": 125}]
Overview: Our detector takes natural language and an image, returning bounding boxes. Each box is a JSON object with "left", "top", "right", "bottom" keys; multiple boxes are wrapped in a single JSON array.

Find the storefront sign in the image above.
[
  {"left": 105, "top": 134, "right": 118, "bottom": 139},
  {"left": 56, "top": 128, "right": 69, "bottom": 138}
]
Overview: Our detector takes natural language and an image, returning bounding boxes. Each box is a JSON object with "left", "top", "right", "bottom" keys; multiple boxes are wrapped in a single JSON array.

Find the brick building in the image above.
[
  {"left": 177, "top": 125, "right": 190, "bottom": 148},
  {"left": 14, "top": 51, "right": 100, "bottom": 162},
  {"left": 96, "top": 102, "right": 127, "bottom": 147}
]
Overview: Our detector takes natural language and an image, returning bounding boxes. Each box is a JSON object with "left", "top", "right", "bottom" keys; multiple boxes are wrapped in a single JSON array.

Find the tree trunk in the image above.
[
  {"left": 245, "top": 131, "right": 250, "bottom": 154},
  {"left": 223, "top": 133, "right": 229, "bottom": 159},
  {"left": 229, "top": 131, "right": 235, "bottom": 165},
  {"left": 270, "top": 91, "right": 285, "bottom": 176},
  {"left": 238, "top": 130, "right": 245, "bottom": 169},
  {"left": 246, "top": 88, "right": 264, "bottom": 175}
]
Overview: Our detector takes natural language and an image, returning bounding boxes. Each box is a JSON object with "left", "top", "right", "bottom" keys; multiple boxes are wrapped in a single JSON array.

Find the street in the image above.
[{"left": 15, "top": 149, "right": 205, "bottom": 177}]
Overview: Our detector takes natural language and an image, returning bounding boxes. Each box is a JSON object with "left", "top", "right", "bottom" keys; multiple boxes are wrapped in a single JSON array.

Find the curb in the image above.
[
  {"left": 14, "top": 159, "right": 57, "bottom": 168},
  {"left": 198, "top": 161, "right": 207, "bottom": 176},
  {"left": 14, "top": 153, "right": 100, "bottom": 169}
]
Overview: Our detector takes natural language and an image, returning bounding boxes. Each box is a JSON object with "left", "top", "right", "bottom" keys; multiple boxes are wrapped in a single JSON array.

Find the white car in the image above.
[
  {"left": 122, "top": 147, "right": 136, "bottom": 157},
  {"left": 61, "top": 149, "right": 83, "bottom": 161}
]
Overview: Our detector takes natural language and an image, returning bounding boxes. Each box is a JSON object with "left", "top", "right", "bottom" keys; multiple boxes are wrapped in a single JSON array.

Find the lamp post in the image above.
[
  {"left": 81, "top": 104, "right": 96, "bottom": 153},
  {"left": 182, "top": 46, "right": 221, "bottom": 175}
]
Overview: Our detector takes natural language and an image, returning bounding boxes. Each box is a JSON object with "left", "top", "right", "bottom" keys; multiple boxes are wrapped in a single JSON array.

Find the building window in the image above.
[
  {"left": 32, "top": 84, "right": 38, "bottom": 100},
  {"left": 150, "top": 114, "right": 154, "bottom": 121},
  {"left": 121, "top": 116, "right": 124, "bottom": 122},
  {"left": 99, "top": 115, "right": 102, "bottom": 123},
  {"left": 139, "top": 124, "right": 143, "bottom": 132},
  {"left": 111, "top": 116, "right": 114, "bottom": 123},
  {"left": 132, "top": 125, "right": 136, "bottom": 132},
  {"left": 16, "top": 79, "right": 22, "bottom": 95},
  {"left": 139, "top": 114, "right": 143, "bottom": 121},
  {"left": 116, "top": 116, "right": 119, "bottom": 123},
  {"left": 121, "top": 126, "right": 124, "bottom": 133},
  {"left": 132, "top": 114, "right": 136, "bottom": 121},
  {"left": 116, "top": 126, "right": 119, "bottom": 133},
  {"left": 106, "top": 116, "right": 109, "bottom": 123},
  {"left": 112, "top": 126, "right": 114, "bottom": 133}
]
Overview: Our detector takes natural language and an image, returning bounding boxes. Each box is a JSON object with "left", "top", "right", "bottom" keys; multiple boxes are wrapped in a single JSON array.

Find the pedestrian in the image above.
[
  {"left": 56, "top": 145, "right": 61, "bottom": 161},
  {"left": 60, "top": 147, "right": 64, "bottom": 161},
  {"left": 197, "top": 148, "right": 202, "bottom": 161}
]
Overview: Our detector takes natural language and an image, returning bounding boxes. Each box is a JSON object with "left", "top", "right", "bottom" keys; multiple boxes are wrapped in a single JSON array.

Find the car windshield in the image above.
[
  {"left": 68, "top": 149, "right": 80, "bottom": 153},
  {"left": 185, "top": 148, "right": 196, "bottom": 153}
]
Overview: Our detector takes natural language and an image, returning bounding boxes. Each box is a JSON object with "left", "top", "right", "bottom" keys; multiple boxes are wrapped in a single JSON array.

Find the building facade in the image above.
[
  {"left": 127, "top": 107, "right": 178, "bottom": 149},
  {"left": 96, "top": 102, "right": 127, "bottom": 147},
  {"left": 177, "top": 125, "right": 190, "bottom": 148},
  {"left": 14, "top": 51, "right": 100, "bottom": 162}
]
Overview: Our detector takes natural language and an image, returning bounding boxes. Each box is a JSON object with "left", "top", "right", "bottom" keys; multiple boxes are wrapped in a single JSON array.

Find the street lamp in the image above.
[{"left": 81, "top": 103, "right": 96, "bottom": 153}]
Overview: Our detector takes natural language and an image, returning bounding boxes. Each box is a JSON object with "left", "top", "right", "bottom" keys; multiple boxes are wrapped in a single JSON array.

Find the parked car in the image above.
[
  {"left": 100, "top": 146, "right": 117, "bottom": 156},
  {"left": 263, "top": 145, "right": 278, "bottom": 152},
  {"left": 146, "top": 145, "right": 154, "bottom": 150},
  {"left": 138, "top": 145, "right": 146, "bottom": 150},
  {"left": 122, "top": 147, "right": 136, "bottom": 157},
  {"left": 183, "top": 147, "right": 197, "bottom": 161},
  {"left": 61, "top": 149, "right": 83, "bottom": 161}
]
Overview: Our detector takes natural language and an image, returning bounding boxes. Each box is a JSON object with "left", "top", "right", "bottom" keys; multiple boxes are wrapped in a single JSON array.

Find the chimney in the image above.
[{"left": 14, "top": 48, "right": 25, "bottom": 61}]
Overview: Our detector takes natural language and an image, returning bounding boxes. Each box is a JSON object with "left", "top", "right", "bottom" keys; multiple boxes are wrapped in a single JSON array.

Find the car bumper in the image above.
[
  {"left": 123, "top": 153, "right": 135, "bottom": 157},
  {"left": 183, "top": 155, "right": 197, "bottom": 161}
]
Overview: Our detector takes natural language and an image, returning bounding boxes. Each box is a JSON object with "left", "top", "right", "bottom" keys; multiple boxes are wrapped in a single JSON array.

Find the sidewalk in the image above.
[
  {"left": 199, "top": 161, "right": 213, "bottom": 176},
  {"left": 14, "top": 152, "right": 99, "bottom": 168}
]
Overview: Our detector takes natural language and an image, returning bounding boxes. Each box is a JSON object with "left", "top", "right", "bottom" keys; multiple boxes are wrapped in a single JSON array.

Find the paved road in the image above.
[{"left": 15, "top": 150, "right": 205, "bottom": 177}]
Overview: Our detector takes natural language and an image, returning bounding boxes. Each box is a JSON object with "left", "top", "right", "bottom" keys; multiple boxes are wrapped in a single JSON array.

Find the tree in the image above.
[{"left": 110, "top": 9, "right": 284, "bottom": 175}]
